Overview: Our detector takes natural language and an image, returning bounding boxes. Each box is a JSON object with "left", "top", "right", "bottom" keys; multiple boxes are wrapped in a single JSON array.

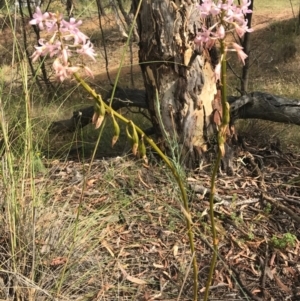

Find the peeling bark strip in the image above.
[{"left": 133, "top": 0, "right": 217, "bottom": 166}]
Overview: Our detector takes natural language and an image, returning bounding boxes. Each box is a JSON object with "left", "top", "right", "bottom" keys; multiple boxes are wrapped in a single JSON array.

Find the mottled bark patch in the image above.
[{"left": 134, "top": 0, "right": 219, "bottom": 168}]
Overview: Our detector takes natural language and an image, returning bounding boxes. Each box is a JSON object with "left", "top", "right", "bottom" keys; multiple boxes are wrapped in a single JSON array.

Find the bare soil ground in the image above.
[{"left": 0, "top": 4, "right": 300, "bottom": 301}]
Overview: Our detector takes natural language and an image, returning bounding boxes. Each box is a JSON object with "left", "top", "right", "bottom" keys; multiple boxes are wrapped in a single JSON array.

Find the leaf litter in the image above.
[{"left": 0, "top": 139, "right": 300, "bottom": 301}]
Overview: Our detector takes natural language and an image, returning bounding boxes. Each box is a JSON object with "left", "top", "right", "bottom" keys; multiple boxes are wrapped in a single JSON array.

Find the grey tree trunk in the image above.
[{"left": 132, "top": 0, "right": 219, "bottom": 167}]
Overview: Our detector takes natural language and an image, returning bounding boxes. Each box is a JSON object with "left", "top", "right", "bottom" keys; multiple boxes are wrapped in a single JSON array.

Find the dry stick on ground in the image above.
[
  {"left": 252, "top": 144, "right": 300, "bottom": 224},
  {"left": 261, "top": 193, "right": 300, "bottom": 224},
  {"left": 188, "top": 181, "right": 260, "bottom": 206},
  {"left": 277, "top": 194, "right": 300, "bottom": 205},
  {"left": 261, "top": 241, "right": 269, "bottom": 300}
]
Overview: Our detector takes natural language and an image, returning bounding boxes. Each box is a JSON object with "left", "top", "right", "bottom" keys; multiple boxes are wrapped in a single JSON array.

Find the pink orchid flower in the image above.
[
  {"left": 76, "top": 41, "right": 96, "bottom": 61},
  {"left": 29, "top": 7, "right": 97, "bottom": 81},
  {"left": 29, "top": 7, "right": 50, "bottom": 30},
  {"left": 53, "top": 59, "right": 80, "bottom": 82},
  {"left": 232, "top": 42, "right": 248, "bottom": 65}
]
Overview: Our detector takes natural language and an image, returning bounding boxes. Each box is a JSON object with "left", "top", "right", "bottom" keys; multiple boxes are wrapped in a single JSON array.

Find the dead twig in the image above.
[{"left": 261, "top": 193, "right": 300, "bottom": 223}]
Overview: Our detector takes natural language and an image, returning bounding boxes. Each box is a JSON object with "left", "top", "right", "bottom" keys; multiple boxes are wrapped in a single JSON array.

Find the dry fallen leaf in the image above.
[
  {"left": 225, "top": 273, "right": 233, "bottom": 289},
  {"left": 153, "top": 263, "right": 164, "bottom": 269},
  {"left": 118, "top": 262, "right": 147, "bottom": 285},
  {"left": 265, "top": 266, "right": 274, "bottom": 280},
  {"left": 87, "top": 178, "right": 97, "bottom": 186},
  {"left": 273, "top": 275, "right": 291, "bottom": 293},
  {"left": 173, "top": 244, "right": 179, "bottom": 257},
  {"left": 102, "top": 240, "right": 115, "bottom": 258},
  {"left": 50, "top": 257, "right": 67, "bottom": 266}
]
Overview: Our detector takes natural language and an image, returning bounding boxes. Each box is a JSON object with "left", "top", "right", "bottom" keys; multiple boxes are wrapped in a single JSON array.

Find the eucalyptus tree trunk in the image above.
[{"left": 132, "top": 0, "right": 220, "bottom": 167}]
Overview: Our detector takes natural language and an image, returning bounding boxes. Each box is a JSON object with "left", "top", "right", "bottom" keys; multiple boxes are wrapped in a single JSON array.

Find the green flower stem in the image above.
[
  {"left": 203, "top": 149, "right": 221, "bottom": 301},
  {"left": 220, "top": 48, "right": 230, "bottom": 128},
  {"left": 73, "top": 72, "right": 198, "bottom": 300},
  {"left": 203, "top": 8, "right": 230, "bottom": 301}
]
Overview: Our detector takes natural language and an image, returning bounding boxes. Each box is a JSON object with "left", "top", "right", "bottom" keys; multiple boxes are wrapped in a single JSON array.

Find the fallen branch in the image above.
[
  {"left": 262, "top": 193, "right": 300, "bottom": 223},
  {"left": 51, "top": 90, "right": 300, "bottom": 133},
  {"left": 50, "top": 87, "right": 147, "bottom": 132},
  {"left": 229, "top": 92, "right": 300, "bottom": 125}
]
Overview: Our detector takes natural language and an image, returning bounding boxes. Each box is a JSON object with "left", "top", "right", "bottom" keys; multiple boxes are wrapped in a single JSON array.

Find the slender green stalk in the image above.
[
  {"left": 203, "top": 8, "right": 230, "bottom": 301},
  {"left": 203, "top": 151, "right": 221, "bottom": 301},
  {"left": 0, "top": 99, "right": 17, "bottom": 272},
  {"left": 22, "top": 61, "right": 37, "bottom": 284},
  {"left": 73, "top": 72, "right": 198, "bottom": 300},
  {"left": 0, "top": 4, "right": 21, "bottom": 269},
  {"left": 220, "top": 46, "right": 230, "bottom": 130}
]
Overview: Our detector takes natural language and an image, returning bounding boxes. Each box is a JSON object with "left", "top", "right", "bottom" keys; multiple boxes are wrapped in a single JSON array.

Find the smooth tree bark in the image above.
[{"left": 131, "top": 0, "right": 220, "bottom": 167}]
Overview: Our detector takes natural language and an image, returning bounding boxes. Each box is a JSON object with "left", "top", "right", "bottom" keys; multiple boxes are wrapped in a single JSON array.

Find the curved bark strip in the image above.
[{"left": 134, "top": 0, "right": 217, "bottom": 166}]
